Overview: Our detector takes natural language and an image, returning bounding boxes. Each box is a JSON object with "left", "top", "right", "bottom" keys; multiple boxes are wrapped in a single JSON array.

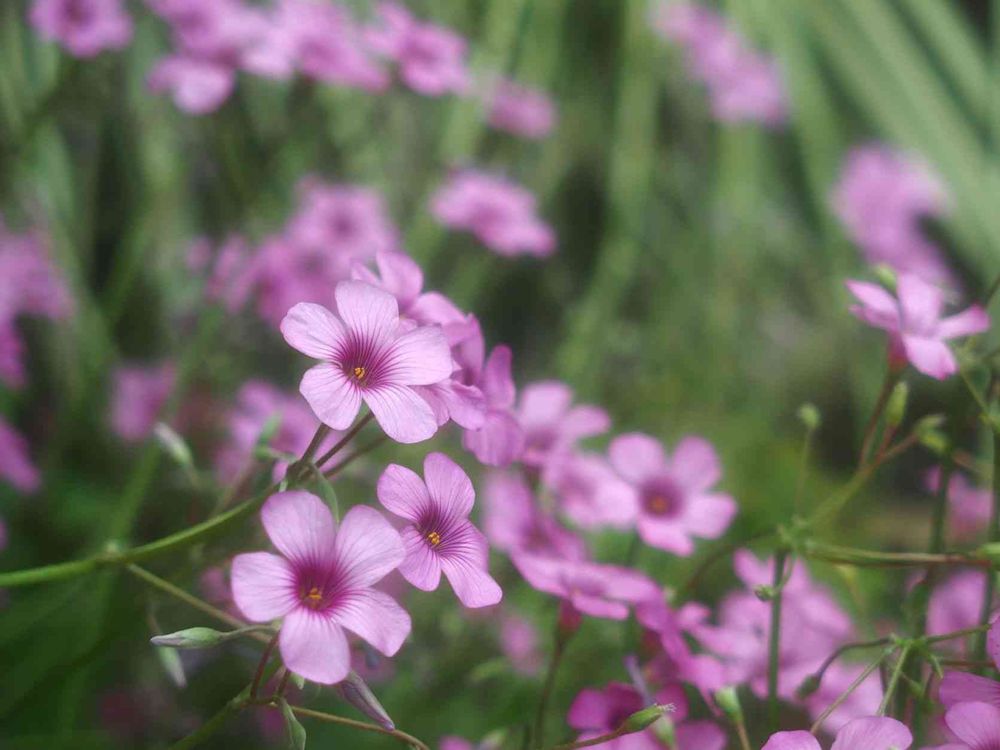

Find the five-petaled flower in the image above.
[
  {"left": 281, "top": 280, "right": 453, "bottom": 443},
  {"left": 378, "top": 452, "right": 502, "bottom": 608},
  {"left": 762, "top": 716, "right": 911, "bottom": 750},
  {"left": 231, "top": 490, "right": 410, "bottom": 684}
]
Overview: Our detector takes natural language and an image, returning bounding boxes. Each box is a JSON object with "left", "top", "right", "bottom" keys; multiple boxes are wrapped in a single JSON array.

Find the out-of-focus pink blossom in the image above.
[
  {"left": 486, "top": 80, "right": 557, "bottom": 140},
  {"left": 366, "top": 2, "right": 469, "bottom": 96},
  {"left": 651, "top": 2, "right": 786, "bottom": 127},
  {"left": 290, "top": 181, "right": 399, "bottom": 261},
  {"left": 761, "top": 717, "right": 912, "bottom": 750},
  {"left": 500, "top": 614, "right": 541, "bottom": 676},
  {"left": 440, "top": 738, "right": 473, "bottom": 750},
  {"left": 928, "top": 570, "right": 993, "bottom": 653},
  {"left": 431, "top": 171, "right": 556, "bottom": 258},
  {"left": 939, "top": 620, "right": 1000, "bottom": 709},
  {"left": 462, "top": 346, "right": 525, "bottom": 467},
  {"left": 378, "top": 452, "right": 502, "bottom": 608},
  {"left": 281, "top": 281, "right": 453, "bottom": 443},
  {"left": 804, "top": 661, "right": 883, "bottom": 733},
  {"left": 0, "top": 417, "right": 40, "bottom": 493},
  {"left": 544, "top": 451, "right": 637, "bottom": 530},
  {"left": 834, "top": 145, "right": 953, "bottom": 284},
  {"left": 936, "top": 702, "right": 1000, "bottom": 750},
  {"left": 847, "top": 275, "right": 989, "bottom": 380},
  {"left": 109, "top": 363, "right": 176, "bottom": 442},
  {"left": 608, "top": 433, "right": 735, "bottom": 555},
  {"left": 926, "top": 468, "right": 991, "bottom": 541},
  {"left": 231, "top": 491, "right": 410, "bottom": 684},
  {"left": 515, "top": 381, "right": 608, "bottom": 470},
  {"left": 30, "top": 0, "right": 133, "bottom": 58},
  {"left": 148, "top": 55, "right": 235, "bottom": 115},
  {"left": 636, "top": 597, "right": 726, "bottom": 699}
]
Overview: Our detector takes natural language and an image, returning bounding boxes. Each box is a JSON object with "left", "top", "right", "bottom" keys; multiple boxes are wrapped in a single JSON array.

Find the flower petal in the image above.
[
  {"left": 300, "top": 363, "right": 362, "bottom": 430},
  {"left": 762, "top": 731, "right": 822, "bottom": 750},
  {"left": 424, "top": 452, "right": 474, "bottom": 519},
  {"left": 335, "top": 505, "right": 405, "bottom": 587},
  {"left": 378, "top": 463, "right": 431, "bottom": 522},
  {"left": 609, "top": 433, "right": 665, "bottom": 484},
  {"left": 462, "top": 409, "right": 525, "bottom": 467},
  {"left": 845, "top": 280, "right": 900, "bottom": 331},
  {"left": 279, "top": 608, "right": 350, "bottom": 684},
  {"left": 335, "top": 280, "right": 399, "bottom": 344},
  {"left": 570, "top": 592, "right": 629, "bottom": 620},
  {"left": 669, "top": 436, "right": 722, "bottom": 492},
  {"left": 364, "top": 383, "right": 439, "bottom": 443},
  {"left": 682, "top": 492, "right": 737, "bottom": 538},
  {"left": 517, "top": 381, "right": 572, "bottom": 427},
  {"left": 945, "top": 702, "right": 1000, "bottom": 750},
  {"left": 438, "top": 524, "right": 501, "bottom": 608},
  {"left": 676, "top": 720, "right": 727, "bottom": 750},
  {"left": 638, "top": 516, "right": 694, "bottom": 555},
  {"left": 938, "top": 305, "right": 990, "bottom": 340},
  {"left": 260, "top": 490, "right": 337, "bottom": 567},
  {"left": 332, "top": 588, "right": 411, "bottom": 657},
  {"left": 280, "top": 302, "right": 347, "bottom": 360},
  {"left": 939, "top": 671, "right": 1000, "bottom": 708},
  {"left": 480, "top": 345, "right": 516, "bottom": 408},
  {"left": 561, "top": 406, "right": 610, "bottom": 441},
  {"left": 387, "top": 325, "right": 453, "bottom": 385},
  {"left": 398, "top": 525, "right": 442, "bottom": 590},
  {"left": 830, "top": 717, "right": 912, "bottom": 750},
  {"left": 898, "top": 273, "right": 945, "bottom": 332},
  {"left": 901, "top": 334, "right": 956, "bottom": 380},
  {"left": 230, "top": 552, "right": 299, "bottom": 622}
]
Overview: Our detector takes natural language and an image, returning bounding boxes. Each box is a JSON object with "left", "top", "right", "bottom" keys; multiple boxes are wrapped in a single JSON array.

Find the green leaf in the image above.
[{"left": 279, "top": 698, "right": 307, "bottom": 750}]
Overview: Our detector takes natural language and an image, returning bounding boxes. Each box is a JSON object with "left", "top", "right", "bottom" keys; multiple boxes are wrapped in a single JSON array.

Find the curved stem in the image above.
[
  {"left": 127, "top": 564, "right": 246, "bottom": 630},
  {"left": 859, "top": 370, "right": 900, "bottom": 467},
  {"left": 878, "top": 643, "right": 912, "bottom": 715},
  {"left": 804, "top": 542, "right": 987, "bottom": 569},
  {"left": 810, "top": 646, "right": 895, "bottom": 734},
  {"left": 313, "top": 412, "right": 374, "bottom": 469},
  {"left": 324, "top": 434, "right": 387, "bottom": 479},
  {"left": 804, "top": 636, "right": 892, "bottom": 695},
  {"left": 283, "top": 704, "right": 429, "bottom": 750},
  {"left": 250, "top": 634, "right": 279, "bottom": 701}
]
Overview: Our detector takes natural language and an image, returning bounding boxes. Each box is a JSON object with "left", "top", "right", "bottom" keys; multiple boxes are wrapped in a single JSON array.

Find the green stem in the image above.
[
  {"left": 767, "top": 550, "right": 788, "bottom": 731},
  {"left": 859, "top": 369, "right": 900, "bottom": 466},
  {"left": 250, "top": 634, "right": 279, "bottom": 701},
  {"left": 313, "top": 412, "right": 374, "bottom": 469},
  {"left": 283, "top": 705, "right": 430, "bottom": 750},
  {"left": 533, "top": 633, "right": 569, "bottom": 746},
  {"left": 126, "top": 564, "right": 246, "bottom": 631},
  {"left": 324, "top": 435, "right": 388, "bottom": 479},
  {"left": 804, "top": 542, "right": 986, "bottom": 569},
  {"left": 810, "top": 646, "right": 895, "bottom": 734},
  {"left": 924, "top": 624, "right": 990, "bottom": 645},
  {"left": 974, "top": 428, "right": 1000, "bottom": 665},
  {"left": 878, "top": 643, "right": 912, "bottom": 715},
  {"left": 803, "top": 636, "right": 893, "bottom": 694},
  {"left": 167, "top": 690, "right": 248, "bottom": 750}
]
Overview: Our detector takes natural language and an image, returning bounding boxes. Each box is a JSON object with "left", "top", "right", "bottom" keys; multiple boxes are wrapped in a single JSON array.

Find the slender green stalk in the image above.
[
  {"left": 250, "top": 634, "right": 280, "bottom": 701},
  {"left": 324, "top": 435, "right": 388, "bottom": 479},
  {"left": 810, "top": 646, "right": 895, "bottom": 734},
  {"left": 878, "top": 643, "right": 912, "bottom": 715},
  {"left": 127, "top": 564, "right": 246, "bottom": 631},
  {"left": 974, "top": 427, "right": 1000, "bottom": 664},
  {"left": 804, "top": 541, "right": 986, "bottom": 569},
  {"left": 859, "top": 370, "right": 900, "bottom": 466},
  {"left": 313, "top": 412, "right": 374, "bottom": 469},
  {"left": 767, "top": 550, "right": 788, "bottom": 731},
  {"left": 924, "top": 624, "right": 990, "bottom": 645},
  {"left": 803, "top": 637, "right": 893, "bottom": 694},
  {"left": 284, "top": 705, "right": 430, "bottom": 750},
  {"left": 168, "top": 691, "right": 248, "bottom": 750},
  {"left": 533, "top": 635, "right": 569, "bottom": 747}
]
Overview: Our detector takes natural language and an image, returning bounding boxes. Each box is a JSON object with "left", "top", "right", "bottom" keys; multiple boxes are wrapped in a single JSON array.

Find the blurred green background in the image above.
[{"left": 1, "top": 0, "right": 998, "bottom": 746}]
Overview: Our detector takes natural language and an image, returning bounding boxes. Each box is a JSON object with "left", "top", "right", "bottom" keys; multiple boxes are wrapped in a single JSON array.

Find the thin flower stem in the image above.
[
  {"left": 733, "top": 713, "right": 753, "bottom": 750},
  {"left": 533, "top": 634, "right": 569, "bottom": 746},
  {"left": 126, "top": 564, "right": 247, "bottom": 630},
  {"left": 282, "top": 704, "right": 430, "bottom": 750},
  {"left": 547, "top": 724, "right": 629, "bottom": 750},
  {"left": 924, "top": 624, "right": 990, "bottom": 645},
  {"left": 300, "top": 424, "right": 332, "bottom": 466},
  {"left": 679, "top": 530, "right": 775, "bottom": 598},
  {"left": 167, "top": 691, "right": 247, "bottom": 750},
  {"left": 806, "top": 636, "right": 893, "bottom": 690},
  {"left": 250, "top": 634, "right": 279, "bottom": 701},
  {"left": 767, "top": 550, "right": 788, "bottom": 731},
  {"left": 794, "top": 421, "right": 817, "bottom": 517},
  {"left": 975, "top": 427, "right": 1000, "bottom": 666},
  {"left": 878, "top": 643, "right": 912, "bottom": 715},
  {"left": 804, "top": 542, "right": 986, "bottom": 568},
  {"left": 810, "top": 646, "right": 895, "bottom": 734},
  {"left": 859, "top": 369, "right": 900, "bottom": 466},
  {"left": 323, "top": 435, "right": 388, "bottom": 479},
  {"left": 275, "top": 670, "right": 291, "bottom": 698},
  {"left": 313, "top": 412, "right": 375, "bottom": 469}
]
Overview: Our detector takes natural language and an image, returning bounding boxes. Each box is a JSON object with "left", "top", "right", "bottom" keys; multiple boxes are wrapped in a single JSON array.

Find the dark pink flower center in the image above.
[
  {"left": 334, "top": 332, "right": 395, "bottom": 389},
  {"left": 417, "top": 506, "right": 464, "bottom": 557},
  {"left": 294, "top": 562, "right": 346, "bottom": 612},
  {"left": 641, "top": 477, "right": 684, "bottom": 518},
  {"left": 66, "top": 0, "right": 97, "bottom": 25}
]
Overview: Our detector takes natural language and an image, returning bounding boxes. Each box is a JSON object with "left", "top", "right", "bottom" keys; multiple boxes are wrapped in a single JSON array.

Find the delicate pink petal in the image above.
[
  {"left": 335, "top": 505, "right": 405, "bottom": 587},
  {"left": 898, "top": 274, "right": 945, "bottom": 332},
  {"left": 945, "top": 702, "right": 1000, "bottom": 750},
  {"left": 423, "top": 452, "right": 474, "bottom": 518},
  {"left": 281, "top": 302, "right": 346, "bottom": 360},
  {"left": 374, "top": 250, "right": 423, "bottom": 306},
  {"left": 830, "top": 717, "right": 912, "bottom": 750},
  {"left": 989, "top": 617, "right": 1000, "bottom": 673},
  {"left": 364, "top": 383, "right": 439, "bottom": 443},
  {"left": 279, "top": 609, "right": 351, "bottom": 684},
  {"left": 901, "top": 334, "right": 957, "bottom": 380},
  {"left": 230, "top": 552, "right": 299, "bottom": 622},
  {"left": 670, "top": 436, "right": 722, "bottom": 492},
  {"left": 481, "top": 345, "right": 516, "bottom": 408},
  {"left": 387, "top": 325, "right": 452, "bottom": 385},
  {"left": 609, "top": 433, "right": 665, "bottom": 483},
  {"left": 683, "top": 493, "right": 737, "bottom": 538},
  {"left": 300, "top": 364, "right": 362, "bottom": 429},
  {"left": 676, "top": 721, "right": 727, "bottom": 750},
  {"left": 845, "top": 280, "right": 900, "bottom": 331},
  {"left": 438, "top": 381, "right": 486, "bottom": 429},
  {"left": 377, "top": 463, "right": 431, "bottom": 522},
  {"left": 560, "top": 406, "right": 609, "bottom": 441},
  {"left": 335, "top": 280, "right": 399, "bottom": 344},
  {"left": 762, "top": 731, "right": 822, "bottom": 750},
  {"left": 463, "top": 410, "right": 525, "bottom": 467},
  {"left": 938, "top": 306, "right": 990, "bottom": 340},
  {"left": 570, "top": 593, "right": 629, "bottom": 619},
  {"left": 332, "top": 588, "right": 411, "bottom": 656},
  {"left": 518, "top": 381, "right": 572, "bottom": 426},
  {"left": 939, "top": 671, "right": 1000, "bottom": 708},
  {"left": 398, "top": 525, "right": 442, "bottom": 590},
  {"left": 438, "top": 523, "right": 501, "bottom": 608},
  {"left": 638, "top": 517, "right": 694, "bottom": 555},
  {"left": 260, "top": 491, "right": 337, "bottom": 567}
]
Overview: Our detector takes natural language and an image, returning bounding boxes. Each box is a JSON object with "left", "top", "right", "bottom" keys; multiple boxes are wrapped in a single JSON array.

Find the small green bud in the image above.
[
  {"left": 753, "top": 584, "right": 775, "bottom": 602},
  {"left": 914, "top": 414, "right": 945, "bottom": 437},
  {"left": 873, "top": 265, "right": 897, "bottom": 292},
  {"left": 256, "top": 414, "right": 283, "bottom": 450},
  {"left": 151, "top": 627, "right": 227, "bottom": 649},
  {"left": 622, "top": 703, "right": 672, "bottom": 733},
  {"left": 797, "top": 403, "right": 821, "bottom": 431},
  {"left": 714, "top": 686, "right": 743, "bottom": 719},
  {"left": 155, "top": 645, "right": 187, "bottom": 688},
  {"left": 154, "top": 423, "right": 194, "bottom": 470},
  {"left": 795, "top": 674, "right": 821, "bottom": 699},
  {"left": 885, "top": 382, "right": 909, "bottom": 427}
]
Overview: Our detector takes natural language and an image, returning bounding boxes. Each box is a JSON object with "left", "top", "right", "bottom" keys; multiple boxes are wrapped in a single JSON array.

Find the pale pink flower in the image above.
[
  {"left": 834, "top": 145, "right": 953, "bottom": 284},
  {"left": 516, "top": 381, "right": 608, "bottom": 469},
  {"left": 290, "top": 181, "right": 399, "bottom": 260},
  {"left": 636, "top": 597, "right": 726, "bottom": 698},
  {"left": 928, "top": 571, "right": 992, "bottom": 651},
  {"left": 804, "top": 661, "right": 883, "bottom": 733},
  {"left": 544, "top": 451, "right": 637, "bottom": 530},
  {"left": 440, "top": 739, "right": 473, "bottom": 750},
  {"left": 109, "top": 363, "right": 175, "bottom": 442},
  {"left": 29, "top": 0, "right": 132, "bottom": 58},
  {"left": 148, "top": 55, "right": 235, "bottom": 115},
  {"left": 486, "top": 80, "right": 557, "bottom": 140},
  {"left": 231, "top": 491, "right": 410, "bottom": 684},
  {"left": 431, "top": 171, "right": 556, "bottom": 258},
  {"left": 500, "top": 614, "right": 541, "bottom": 676},
  {"left": 462, "top": 346, "right": 525, "bottom": 467},
  {"left": 936, "top": 702, "right": 1000, "bottom": 750},
  {"left": 847, "top": 275, "right": 989, "bottom": 380},
  {"left": 761, "top": 717, "right": 912, "bottom": 750},
  {"left": 927, "top": 468, "right": 991, "bottom": 541},
  {"left": 511, "top": 552, "right": 659, "bottom": 620},
  {"left": 608, "top": 433, "right": 735, "bottom": 555},
  {"left": 200, "top": 235, "right": 257, "bottom": 313},
  {"left": 0, "top": 417, "right": 40, "bottom": 493},
  {"left": 251, "top": 234, "right": 337, "bottom": 327},
  {"left": 366, "top": 2, "right": 469, "bottom": 96},
  {"left": 280, "top": 281, "right": 453, "bottom": 443},
  {"left": 377, "top": 452, "right": 501, "bottom": 608}
]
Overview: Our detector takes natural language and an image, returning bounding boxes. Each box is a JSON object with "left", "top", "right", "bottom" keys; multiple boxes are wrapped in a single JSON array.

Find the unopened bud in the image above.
[
  {"left": 151, "top": 627, "right": 226, "bottom": 649},
  {"left": 797, "top": 403, "right": 821, "bottom": 431},
  {"left": 714, "top": 686, "right": 743, "bottom": 719},
  {"left": 337, "top": 671, "right": 394, "bottom": 730},
  {"left": 795, "top": 674, "right": 821, "bottom": 699},
  {"left": 873, "top": 265, "right": 897, "bottom": 292},
  {"left": 915, "top": 415, "right": 949, "bottom": 455},
  {"left": 753, "top": 584, "right": 775, "bottom": 602},
  {"left": 885, "top": 382, "right": 909, "bottom": 427},
  {"left": 622, "top": 703, "right": 671, "bottom": 733}
]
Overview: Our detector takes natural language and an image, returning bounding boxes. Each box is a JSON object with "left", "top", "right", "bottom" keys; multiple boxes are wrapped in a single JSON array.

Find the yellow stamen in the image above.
[
  {"left": 353, "top": 366, "right": 366, "bottom": 381},
  {"left": 426, "top": 531, "right": 442, "bottom": 547},
  {"left": 648, "top": 496, "right": 669, "bottom": 514},
  {"left": 306, "top": 586, "right": 323, "bottom": 602}
]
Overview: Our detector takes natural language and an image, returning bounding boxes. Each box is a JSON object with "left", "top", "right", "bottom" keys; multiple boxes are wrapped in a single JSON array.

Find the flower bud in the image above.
[
  {"left": 753, "top": 584, "right": 775, "bottom": 602},
  {"left": 714, "top": 686, "right": 744, "bottom": 719},
  {"left": 151, "top": 627, "right": 227, "bottom": 649},
  {"left": 797, "top": 403, "right": 821, "bottom": 431},
  {"left": 622, "top": 703, "right": 670, "bottom": 733},
  {"left": 885, "top": 382, "right": 908, "bottom": 427},
  {"left": 915, "top": 415, "right": 948, "bottom": 455},
  {"left": 336, "top": 671, "right": 394, "bottom": 730},
  {"left": 795, "top": 674, "right": 821, "bottom": 699},
  {"left": 873, "top": 265, "right": 897, "bottom": 292}
]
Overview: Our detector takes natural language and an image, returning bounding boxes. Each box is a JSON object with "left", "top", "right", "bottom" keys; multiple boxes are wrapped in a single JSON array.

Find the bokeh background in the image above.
[{"left": 1, "top": 0, "right": 997, "bottom": 747}]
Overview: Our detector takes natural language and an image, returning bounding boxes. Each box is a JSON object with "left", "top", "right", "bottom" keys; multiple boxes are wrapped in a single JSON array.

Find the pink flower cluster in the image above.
[
  {"left": 651, "top": 2, "right": 787, "bottom": 127},
  {"left": 109, "top": 362, "right": 176, "bottom": 443},
  {"left": 30, "top": 0, "right": 132, "bottom": 58}
]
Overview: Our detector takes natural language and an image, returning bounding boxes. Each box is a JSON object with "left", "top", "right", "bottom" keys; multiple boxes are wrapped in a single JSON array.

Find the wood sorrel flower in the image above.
[
  {"left": 847, "top": 275, "right": 989, "bottom": 380},
  {"left": 486, "top": 79, "right": 557, "bottom": 140},
  {"left": 516, "top": 381, "right": 609, "bottom": 469},
  {"left": 281, "top": 280, "right": 452, "bottom": 443},
  {"left": 608, "top": 433, "right": 735, "bottom": 555},
  {"left": 377, "top": 452, "right": 502, "bottom": 608},
  {"left": 231, "top": 491, "right": 410, "bottom": 684},
  {"left": 937, "top": 702, "right": 1000, "bottom": 750},
  {"left": 30, "top": 0, "right": 133, "bottom": 58},
  {"left": 762, "top": 716, "right": 911, "bottom": 750},
  {"left": 462, "top": 346, "right": 526, "bottom": 467}
]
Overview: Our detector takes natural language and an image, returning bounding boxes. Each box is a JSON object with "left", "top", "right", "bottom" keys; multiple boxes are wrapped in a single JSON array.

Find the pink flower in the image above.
[
  {"left": 462, "top": 346, "right": 525, "bottom": 467},
  {"left": 486, "top": 80, "right": 557, "bottom": 140},
  {"left": 834, "top": 145, "right": 953, "bottom": 284},
  {"left": 366, "top": 2, "right": 469, "bottom": 96},
  {"left": 440, "top": 739, "right": 473, "bottom": 750},
  {"left": 289, "top": 181, "right": 399, "bottom": 261},
  {"left": 608, "top": 433, "right": 735, "bottom": 555},
  {"left": 280, "top": 281, "right": 453, "bottom": 443},
  {"left": 511, "top": 552, "right": 658, "bottom": 620},
  {"left": 29, "top": 0, "right": 133, "bottom": 58},
  {"left": 544, "top": 451, "right": 637, "bottom": 530},
  {"left": 937, "top": 702, "right": 1000, "bottom": 750},
  {"left": 231, "top": 491, "right": 410, "bottom": 684},
  {"left": 516, "top": 381, "right": 609, "bottom": 469},
  {"left": 847, "top": 275, "right": 989, "bottom": 380},
  {"left": 377, "top": 452, "right": 501, "bottom": 608},
  {"left": 761, "top": 717, "right": 912, "bottom": 750},
  {"left": 804, "top": 661, "right": 883, "bottom": 733},
  {"left": 928, "top": 571, "right": 992, "bottom": 651},
  {"left": 0, "top": 417, "right": 40, "bottom": 493},
  {"left": 109, "top": 363, "right": 176, "bottom": 442},
  {"left": 500, "top": 614, "right": 541, "bottom": 676},
  {"left": 431, "top": 171, "right": 556, "bottom": 258},
  {"left": 939, "top": 617, "right": 1000, "bottom": 709},
  {"left": 636, "top": 597, "right": 726, "bottom": 699},
  {"left": 927, "top": 468, "right": 991, "bottom": 541},
  {"left": 148, "top": 55, "right": 235, "bottom": 115}
]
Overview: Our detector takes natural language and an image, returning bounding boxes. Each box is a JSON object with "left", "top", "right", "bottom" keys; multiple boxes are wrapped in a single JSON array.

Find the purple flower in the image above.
[
  {"left": 431, "top": 171, "right": 556, "bottom": 258},
  {"left": 938, "top": 701, "right": 1000, "bottom": 750},
  {"left": 500, "top": 614, "right": 541, "bottom": 675},
  {"left": 30, "top": 0, "right": 133, "bottom": 58},
  {"left": 834, "top": 145, "right": 953, "bottom": 284},
  {"left": 608, "top": 433, "right": 735, "bottom": 555},
  {"left": 928, "top": 571, "right": 992, "bottom": 653},
  {"left": 939, "top": 616, "right": 1000, "bottom": 709},
  {"left": 544, "top": 451, "right": 637, "bottom": 530},
  {"left": 516, "top": 381, "right": 609, "bottom": 469},
  {"left": 148, "top": 55, "right": 235, "bottom": 115},
  {"left": 231, "top": 491, "right": 410, "bottom": 684},
  {"left": 511, "top": 551, "right": 658, "bottom": 620},
  {"left": 280, "top": 280, "right": 453, "bottom": 443},
  {"left": 847, "top": 275, "right": 989, "bottom": 380},
  {"left": 462, "top": 346, "right": 525, "bottom": 467},
  {"left": 366, "top": 2, "right": 469, "bottom": 96},
  {"left": 109, "top": 363, "right": 176, "bottom": 443},
  {"left": 486, "top": 79, "right": 557, "bottom": 140},
  {"left": 636, "top": 597, "right": 726, "bottom": 699},
  {"left": 289, "top": 181, "right": 399, "bottom": 261},
  {"left": 0, "top": 418, "right": 39, "bottom": 493},
  {"left": 761, "top": 717, "right": 912, "bottom": 750},
  {"left": 377, "top": 452, "right": 501, "bottom": 608}
]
